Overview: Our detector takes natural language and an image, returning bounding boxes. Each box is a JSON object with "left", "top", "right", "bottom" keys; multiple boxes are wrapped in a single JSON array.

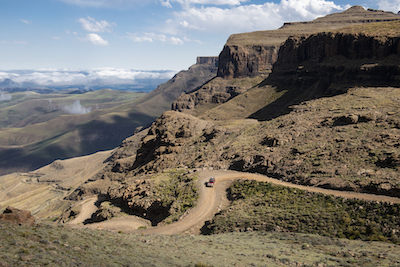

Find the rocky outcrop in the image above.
[
  {"left": 171, "top": 77, "right": 253, "bottom": 112},
  {"left": 217, "top": 6, "right": 400, "bottom": 79},
  {"left": 0, "top": 207, "right": 35, "bottom": 226},
  {"left": 128, "top": 111, "right": 212, "bottom": 174},
  {"left": 138, "top": 61, "right": 217, "bottom": 114},
  {"left": 217, "top": 45, "right": 278, "bottom": 78},
  {"left": 196, "top": 56, "right": 218, "bottom": 66},
  {"left": 107, "top": 180, "right": 168, "bottom": 226}
]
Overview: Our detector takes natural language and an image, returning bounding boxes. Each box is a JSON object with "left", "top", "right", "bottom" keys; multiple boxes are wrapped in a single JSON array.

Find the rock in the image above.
[
  {"left": 378, "top": 183, "right": 392, "bottom": 191},
  {"left": 334, "top": 114, "right": 359, "bottom": 125},
  {"left": 0, "top": 207, "right": 35, "bottom": 226},
  {"left": 20, "top": 254, "right": 35, "bottom": 261}
]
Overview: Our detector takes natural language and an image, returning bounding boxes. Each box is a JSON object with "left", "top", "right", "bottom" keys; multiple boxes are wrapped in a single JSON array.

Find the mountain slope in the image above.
[
  {"left": 0, "top": 60, "right": 217, "bottom": 175},
  {"left": 90, "top": 14, "right": 400, "bottom": 229}
]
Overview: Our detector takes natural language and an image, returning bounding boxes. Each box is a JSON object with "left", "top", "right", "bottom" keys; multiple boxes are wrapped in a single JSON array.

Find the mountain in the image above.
[{"left": 0, "top": 59, "right": 217, "bottom": 175}]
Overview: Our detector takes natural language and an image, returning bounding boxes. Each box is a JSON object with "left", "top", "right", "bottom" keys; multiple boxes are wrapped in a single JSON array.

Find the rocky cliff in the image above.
[
  {"left": 217, "top": 6, "right": 400, "bottom": 79},
  {"left": 173, "top": 7, "right": 400, "bottom": 115},
  {"left": 196, "top": 56, "right": 218, "bottom": 66},
  {"left": 267, "top": 30, "right": 400, "bottom": 100}
]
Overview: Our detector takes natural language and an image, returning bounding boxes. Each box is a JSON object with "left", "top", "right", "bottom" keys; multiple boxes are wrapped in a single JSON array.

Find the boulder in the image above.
[{"left": 0, "top": 207, "right": 35, "bottom": 226}]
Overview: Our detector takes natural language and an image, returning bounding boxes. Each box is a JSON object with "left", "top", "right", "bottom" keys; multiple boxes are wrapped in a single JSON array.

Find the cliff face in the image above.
[
  {"left": 196, "top": 56, "right": 219, "bottom": 66},
  {"left": 271, "top": 32, "right": 400, "bottom": 93},
  {"left": 217, "top": 6, "right": 400, "bottom": 79},
  {"left": 172, "top": 6, "right": 400, "bottom": 114},
  {"left": 217, "top": 45, "right": 278, "bottom": 78}
]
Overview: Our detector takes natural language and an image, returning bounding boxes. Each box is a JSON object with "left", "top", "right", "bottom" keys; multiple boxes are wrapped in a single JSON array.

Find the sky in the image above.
[{"left": 0, "top": 0, "right": 399, "bottom": 89}]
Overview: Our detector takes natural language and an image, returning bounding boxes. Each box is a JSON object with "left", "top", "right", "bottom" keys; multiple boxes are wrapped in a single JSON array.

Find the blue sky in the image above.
[{"left": 0, "top": 0, "right": 399, "bottom": 88}]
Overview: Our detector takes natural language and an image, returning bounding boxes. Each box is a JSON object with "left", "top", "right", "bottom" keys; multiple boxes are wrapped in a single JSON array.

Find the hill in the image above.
[{"left": 0, "top": 59, "right": 217, "bottom": 175}]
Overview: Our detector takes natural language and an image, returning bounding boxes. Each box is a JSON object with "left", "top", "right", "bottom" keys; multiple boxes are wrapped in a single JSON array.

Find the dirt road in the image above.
[
  {"left": 68, "top": 170, "right": 400, "bottom": 235},
  {"left": 69, "top": 196, "right": 99, "bottom": 225}
]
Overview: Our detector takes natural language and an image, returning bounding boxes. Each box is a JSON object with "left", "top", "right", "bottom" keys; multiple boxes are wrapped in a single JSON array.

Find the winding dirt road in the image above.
[{"left": 69, "top": 170, "right": 400, "bottom": 235}]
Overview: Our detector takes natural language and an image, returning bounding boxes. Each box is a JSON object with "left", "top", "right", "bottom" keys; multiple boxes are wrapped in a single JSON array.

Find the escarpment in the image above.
[
  {"left": 218, "top": 6, "right": 400, "bottom": 79},
  {"left": 268, "top": 31, "right": 400, "bottom": 97},
  {"left": 173, "top": 6, "right": 400, "bottom": 113}
]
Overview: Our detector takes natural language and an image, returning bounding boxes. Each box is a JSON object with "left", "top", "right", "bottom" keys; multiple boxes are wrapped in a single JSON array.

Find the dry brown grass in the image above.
[
  {"left": 337, "top": 20, "right": 400, "bottom": 37},
  {"left": 1, "top": 220, "right": 399, "bottom": 267}
]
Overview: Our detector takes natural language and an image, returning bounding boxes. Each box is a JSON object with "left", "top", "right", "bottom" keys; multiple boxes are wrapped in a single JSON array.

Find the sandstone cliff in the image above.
[
  {"left": 172, "top": 7, "right": 400, "bottom": 114},
  {"left": 217, "top": 6, "right": 400, "bottom": 79}
]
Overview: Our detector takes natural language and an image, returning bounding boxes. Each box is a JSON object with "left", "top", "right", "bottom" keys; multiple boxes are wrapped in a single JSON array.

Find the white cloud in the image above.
[
  {"left": 126, "top": 32, "right": 184, "bottom": 45},
  {"left": 165, "top": 0, "right": 345, "bottom": 34},
  {"left": 378, "top": 0, "right": 400, "bottom": 12},
  {"left": 84, "top": 33, "right": 109, "bottom": 46},
  {"left": 21, "top": 19, "right": 32, "bottom": 25},
  {"left": 63, "top": 100, "right": 91, "bottom": 114},
  {"left": 0, "top": 69, "right": 176, "bottom": 89},
  {"left": 0, "top": 93, "right": 12, "bottom": 101},
  {"left": 77, "top": 17, "right": 115, "bottom": 33}
]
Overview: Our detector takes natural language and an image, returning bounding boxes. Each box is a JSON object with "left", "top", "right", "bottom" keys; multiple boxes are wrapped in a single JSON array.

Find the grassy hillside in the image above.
[{"left": 1, "top": 220, "right": 399, "bottom": 267}]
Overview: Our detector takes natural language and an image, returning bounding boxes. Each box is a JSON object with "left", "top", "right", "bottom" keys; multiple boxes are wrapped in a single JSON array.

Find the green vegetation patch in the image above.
[
  {"left": 206, "top": 180, "right": 400, "bottom": 244},
  {"left": 153, "top": 169, "right": 199, "bottom": 223}
]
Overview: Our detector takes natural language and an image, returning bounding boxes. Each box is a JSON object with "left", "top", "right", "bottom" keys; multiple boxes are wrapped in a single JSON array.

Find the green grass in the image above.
[{"left": 206, "top": 180, "right": 400, "bottom": 244}]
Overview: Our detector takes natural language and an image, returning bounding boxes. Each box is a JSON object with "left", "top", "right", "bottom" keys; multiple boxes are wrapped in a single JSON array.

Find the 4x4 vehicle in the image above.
[{"left": 206, "top": 177, "right": 215, "bottom": 187}]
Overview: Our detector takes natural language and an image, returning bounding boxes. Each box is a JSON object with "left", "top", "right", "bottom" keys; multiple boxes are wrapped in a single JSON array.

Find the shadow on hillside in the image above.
[
  {"left": 0, "top": 111, "right": 156, "bottom": 176},
  {"left": 248, "top": 60, "right": 400, "bottom": 122}
]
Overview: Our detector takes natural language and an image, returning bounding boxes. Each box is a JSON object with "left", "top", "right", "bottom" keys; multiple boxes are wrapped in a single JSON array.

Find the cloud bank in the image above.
[
  {"left": 165, "top": 0, "right": 346, "bottom": 35},
  {"left": 0, "top": 68, "right": 176, "bottom": 90}
]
